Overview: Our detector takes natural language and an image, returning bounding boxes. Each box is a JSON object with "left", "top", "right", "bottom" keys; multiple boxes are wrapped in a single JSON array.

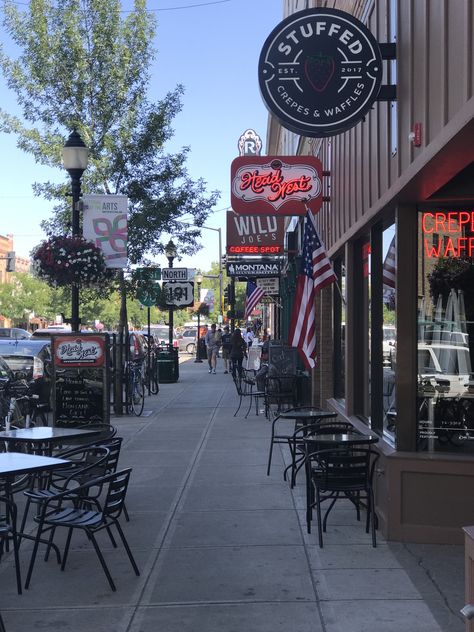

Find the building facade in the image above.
[{"left": 267, "top": 0, "right": 474, "bottom": 542}]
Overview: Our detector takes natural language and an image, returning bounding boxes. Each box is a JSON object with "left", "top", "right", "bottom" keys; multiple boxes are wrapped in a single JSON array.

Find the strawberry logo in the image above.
[{"left": 304, "top": 53, "right": 335, "bottom": 92}]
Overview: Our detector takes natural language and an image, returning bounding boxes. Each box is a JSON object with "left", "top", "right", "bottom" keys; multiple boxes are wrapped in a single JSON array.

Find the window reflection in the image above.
[
  {"left": 417, "top": 210, "right": 474, "bottom": 452},
  {"left": 382, "top": 226, "right": 396, "bottom": 438}
]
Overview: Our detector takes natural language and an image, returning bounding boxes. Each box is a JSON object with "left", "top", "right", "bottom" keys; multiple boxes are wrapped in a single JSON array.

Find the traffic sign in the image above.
[
  {"left": 163, "top": 281, "right": 194, "bottom": 307},
  {"left": 137, "top": 284, "right": 161, "bottom": 307},
  {"left": 162, "top": 267, "right": 188, "bottom": 281},
  {"left": 136, "top": 267, "right": 161, "bottom": 280}
]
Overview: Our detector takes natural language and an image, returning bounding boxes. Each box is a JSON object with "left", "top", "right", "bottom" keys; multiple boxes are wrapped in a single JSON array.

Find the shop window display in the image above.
[{"left": 417, "top": 210, "right": 474, "bottom": 452}]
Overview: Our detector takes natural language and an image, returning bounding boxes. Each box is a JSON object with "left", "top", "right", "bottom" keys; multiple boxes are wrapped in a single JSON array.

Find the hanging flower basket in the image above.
[{"left": 31, "top": 235, "right": 109, "bottom": 288}]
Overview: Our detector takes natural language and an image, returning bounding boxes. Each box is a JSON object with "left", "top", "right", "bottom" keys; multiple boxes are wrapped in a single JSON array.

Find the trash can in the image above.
[
  {"left": 157, "top": 346, "right": 179, "bottom": 383},
  {"left": 198, "top": 338, "right": 207, "bottom": 360}
]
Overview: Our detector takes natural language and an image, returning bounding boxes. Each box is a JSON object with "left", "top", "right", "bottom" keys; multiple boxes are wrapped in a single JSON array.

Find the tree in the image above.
[
  {"left": 0, "top": 272, "right": 54, "bottom": 322},
  {"left": 0, "top": 0, "right": 219, "bottom": 410},
  {"left": 0, "top": 0, "right": 219, "bottom": 269}
]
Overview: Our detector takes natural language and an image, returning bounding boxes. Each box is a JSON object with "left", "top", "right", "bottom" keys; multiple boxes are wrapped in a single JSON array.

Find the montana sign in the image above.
[
  {"left": 226, "top": 211, "right": 284, "bottom": 254},
  {"left": 258, "top": 8, "right": 383, "bottom": 137},
  {"left": 226, "top": 260, "right": 281, "bottom": 278},
  {"left": 231, "top": 156, "right": 322, "bottom": 216}
]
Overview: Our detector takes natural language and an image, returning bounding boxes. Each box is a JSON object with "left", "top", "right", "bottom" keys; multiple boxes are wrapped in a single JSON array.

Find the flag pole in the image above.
[{"left": 303, "top": 203, "right": 346, "bottom": 305}]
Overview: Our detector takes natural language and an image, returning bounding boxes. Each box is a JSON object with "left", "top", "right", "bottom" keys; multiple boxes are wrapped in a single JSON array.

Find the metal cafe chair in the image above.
[
  {"left": 284, "top": 420, "right": 354, "bottom": 487},
  {"left": 25, "top": 469, "right": 139, "bottom": 592},
  {"left": 0, "top": 494, "right": 22, "bottom": 594},
  {"left": 232, "top": 368, "right": 266, "bottom": 418},
  {"left": 304, "top": 446, "right": 379, "bottom": 547}
]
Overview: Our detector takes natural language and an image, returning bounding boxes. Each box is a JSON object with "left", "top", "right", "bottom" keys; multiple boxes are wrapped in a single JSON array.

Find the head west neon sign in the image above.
[
  {"left": 231, "top": 156, "right": 323, "bottom": 215},
  {"left": 422, "top": 211, "right": 474, "bottom": 257}
]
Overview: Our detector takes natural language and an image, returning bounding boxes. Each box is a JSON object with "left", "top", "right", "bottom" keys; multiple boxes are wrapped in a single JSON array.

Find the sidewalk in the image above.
[{"left": 0, "top": 358, "right": 466, "bottom": 631}]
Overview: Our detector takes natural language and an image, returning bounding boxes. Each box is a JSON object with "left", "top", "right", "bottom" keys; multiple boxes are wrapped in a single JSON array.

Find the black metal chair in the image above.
[
  {"left": 305, "top": 447, "right": 379, "bottom": 547},
  {"left": 285, "top": 420, "right": 354, "bottom": 487},
  {"left": 0, "top": 495, "right": 22, "bottom": 594},
  {"left": 232, "top": 368, "right": 266, "bottom": 418},
  {"left": 264, "top": 375, "right": 298, "bottom": 419},
  {"left": 266, "top": 407, "right": 338, "bottom": 479},
  {"left": 25, "top": 468, "right": 139, "bottom": 591},
  {"left": 20, "top": 445, "right": 110, "bottom": 543}
]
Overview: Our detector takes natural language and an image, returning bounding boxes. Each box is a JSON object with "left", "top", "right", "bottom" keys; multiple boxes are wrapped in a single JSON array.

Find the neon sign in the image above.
[
  {"left": 231, "top": 155, "right": 323, "bottom": 215},
  {"left": 422, "top": 211, "right": 474, "bottom": 257},
  {"left": 228, "top": 245, "right": 282, "bottom": 254}
]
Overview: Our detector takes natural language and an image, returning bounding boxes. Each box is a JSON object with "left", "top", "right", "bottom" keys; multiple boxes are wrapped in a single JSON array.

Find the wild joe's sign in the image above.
[
  {"left": 258, "top": 8, "right": 383, "bottom": 137},
  {"left": 226, "top": 211, "right": 285, "bottom": 254},
  {"left": 231, "top": 155, "right": 323, "bottom": 216}
]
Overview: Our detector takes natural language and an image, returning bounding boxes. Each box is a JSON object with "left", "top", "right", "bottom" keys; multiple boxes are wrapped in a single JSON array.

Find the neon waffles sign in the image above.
[
  {"left": 422, "top": 211, "right": 474, "bottom": 257},
  {"left": 230, "top": 155, "right": 323, "bottom": 216}
]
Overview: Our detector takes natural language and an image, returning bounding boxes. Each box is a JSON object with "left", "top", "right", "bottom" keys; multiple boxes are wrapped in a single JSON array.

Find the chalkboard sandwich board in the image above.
[{"left": 52, "top": 334, "right": 110, "bottom": 427}]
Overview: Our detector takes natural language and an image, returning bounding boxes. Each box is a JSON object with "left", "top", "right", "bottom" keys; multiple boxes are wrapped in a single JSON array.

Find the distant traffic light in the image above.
[
  {"left": 6, "top": 251, "right": 15, "bottom": 272},
  {"left": 223, "top": 285, "right": 229, "bottom": 304}
]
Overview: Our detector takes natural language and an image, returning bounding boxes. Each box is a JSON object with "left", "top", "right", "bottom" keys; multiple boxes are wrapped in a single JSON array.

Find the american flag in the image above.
[
  {"left": 288, "top": 211, "right": 337, "bottom": 369},
  {"left": 383, "top": 236, "right": 396, "bottom": 289},
  {"left": 244, "top": 281, "right": 265, "bottom": 320}
]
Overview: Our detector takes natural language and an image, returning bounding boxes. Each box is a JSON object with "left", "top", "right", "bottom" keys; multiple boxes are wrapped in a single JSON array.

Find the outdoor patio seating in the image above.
[
  {"left": 305, "top": 446, "right": 379, "bottom": 547},
  {"left": 232, "top": 368, "right": 266, "bottom": 418},
  {"left": 25, "top": 468, "right": 139, "bottom": 591},
  {"left": 0, "top": 494, "right": 22, "bottom": 594}
]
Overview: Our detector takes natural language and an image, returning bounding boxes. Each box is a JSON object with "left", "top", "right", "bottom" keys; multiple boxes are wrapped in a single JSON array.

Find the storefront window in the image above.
[
  {"left": 417, "top": 209, "right": 474, "bottom": 452},
  {"left": 382, "top": 226, "right": 397, "bottom": 438},
  {"left": 333, "top": 256, "right": 346, "bottom": 400}
]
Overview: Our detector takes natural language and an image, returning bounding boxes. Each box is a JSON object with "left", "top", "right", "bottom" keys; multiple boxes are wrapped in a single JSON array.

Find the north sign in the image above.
[
  {"left": 162, "top": 268, "right": 188, "bottom": 281},
  {"left": 258, "top": 8, "right": 383, "bottom": 137}
]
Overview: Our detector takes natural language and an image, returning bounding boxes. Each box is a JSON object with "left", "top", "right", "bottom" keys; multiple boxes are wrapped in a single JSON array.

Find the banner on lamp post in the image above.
[
  {"left": 200, "top": 288, "right": 215, "bottom": 313},
  {"left": 82, "top": 195, "right": 128, "bottom": 268}
]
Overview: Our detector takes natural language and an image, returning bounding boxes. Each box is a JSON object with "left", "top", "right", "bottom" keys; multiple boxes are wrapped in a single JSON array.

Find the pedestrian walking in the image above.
[
  {"left": 204, "top": 324, "right": 216, "bottom": 373},
  {"left": 243, "top": 326, "right": 255, "bottom": 347},
  {"left": 205, "top": 323, "right": 221, "bottom": 374},
  {"left": 221, "top": 325, "right": 232, "bottom": 374},
  {"left": 230, "top": 328, "right": 247, "bottom": 377}
]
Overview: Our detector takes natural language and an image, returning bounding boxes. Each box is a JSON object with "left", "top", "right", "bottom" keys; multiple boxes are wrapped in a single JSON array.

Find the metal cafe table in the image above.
[
  {"left": 267, "top": 407, "right": 338, "bottom": 481},
  {"left": 0, "top": 426, "right": 101, "bottom": 457},
  {"left": 0, "top": 452, "right": 70, "bottom": 596}
]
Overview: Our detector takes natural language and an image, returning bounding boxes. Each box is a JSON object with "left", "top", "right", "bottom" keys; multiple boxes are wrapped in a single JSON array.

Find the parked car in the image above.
[
  {"left": 176, "top": 328, "right": 198, "bottom": 354},
  {"left": 0, "top": 339, "right": 52, "bottom": 407},
  {"left": 32, "top": 325, "right": 71, "bottom": 338},
  {"left": 0, "top": 327, "right": 31, "bottom": 339},
  {"left": 146, "top": 326, "right": 179, "bottom": 350}
]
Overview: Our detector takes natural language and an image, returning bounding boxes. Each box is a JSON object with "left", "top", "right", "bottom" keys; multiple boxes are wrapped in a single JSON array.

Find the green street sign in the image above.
[
  {"left": 136, "top": 267, "right": 161, "bottom": 281},
  {"left": 137, "top": 284, "right": 161, "bottom": 307}
]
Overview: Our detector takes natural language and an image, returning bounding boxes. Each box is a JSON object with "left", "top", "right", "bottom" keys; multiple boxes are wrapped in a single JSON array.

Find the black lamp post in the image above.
[
  {"left": 62, "top": 129, "right": 89, "bottom": 333},
  {"left": 194, "top": 271, "right": 203, "bottom": 363},
  {"left": 165, "top": 239, "right": 177, "bottom": 348}
]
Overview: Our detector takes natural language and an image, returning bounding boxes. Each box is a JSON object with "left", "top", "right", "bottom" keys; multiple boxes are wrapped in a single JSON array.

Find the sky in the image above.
[{"left": 0, "top": 0, "right": 283, "bottom": 273}]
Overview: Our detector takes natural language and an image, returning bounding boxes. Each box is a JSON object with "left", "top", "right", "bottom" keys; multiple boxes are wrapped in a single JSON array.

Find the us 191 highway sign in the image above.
[{"left": 163, "top": 281, "right": 194, "bottom": 307}]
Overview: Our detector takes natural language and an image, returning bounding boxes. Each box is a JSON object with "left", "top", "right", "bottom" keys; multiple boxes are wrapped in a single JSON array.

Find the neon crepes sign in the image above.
[{"left": 422, "top": 211, "right": 474, "bottom": 257}]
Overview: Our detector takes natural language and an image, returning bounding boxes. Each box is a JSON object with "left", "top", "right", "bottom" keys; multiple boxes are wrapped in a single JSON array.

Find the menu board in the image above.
[
  {"left": 52, "top": 334, "right": 110, "bottom": 427},
  {"left": 268, "top": 343, "right": 297, "bottom": 377}
]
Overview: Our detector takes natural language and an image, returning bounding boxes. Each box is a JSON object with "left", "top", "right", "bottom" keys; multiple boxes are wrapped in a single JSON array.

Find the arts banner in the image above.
[{"left": 83, "top": 195, "right": 128, "bottom": 268}]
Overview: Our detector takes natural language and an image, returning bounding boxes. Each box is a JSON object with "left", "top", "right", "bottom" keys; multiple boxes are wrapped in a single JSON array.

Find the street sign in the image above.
[
  {"left": 226, "top": 260, "right": 280, "bottom": 277},
  {"left": 163, "top": 281, "right": 194, "bottom": 307},
  {"left": 136, "top": 267, "right": 161, "bottom": 280},
  {"left": 162, "top": 267, "right": 188, "bottom": 281},
  {"left": 257, "top": 277, "right": 279, "bottom": 295},
  {"left": 137, "top": 284, "right": 161, "bottom": 307}
]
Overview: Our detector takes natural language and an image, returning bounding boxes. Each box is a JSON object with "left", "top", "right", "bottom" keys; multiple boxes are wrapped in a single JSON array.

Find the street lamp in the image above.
[
  {"left": 165, "top": 239, "right": 177, "bottom": 347},
  {"left": 62, "top": 129, "right": 89, "bottom": 332},
  {"left": 194, "top": 270, "right": 203, "bottom": 363}
]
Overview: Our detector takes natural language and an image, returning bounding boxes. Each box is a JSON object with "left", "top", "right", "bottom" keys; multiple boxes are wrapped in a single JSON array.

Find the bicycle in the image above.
[
  {"left": 126, "top": 359, "right": 145, "bottom": 416},
  {"left": 143, "top": 347, "right": 159, "bottom": 395}
]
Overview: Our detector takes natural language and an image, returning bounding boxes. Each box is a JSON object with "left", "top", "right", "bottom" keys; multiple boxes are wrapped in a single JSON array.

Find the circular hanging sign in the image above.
[{"left": 258, "top": 8, "right": 383, "bottom": 137}]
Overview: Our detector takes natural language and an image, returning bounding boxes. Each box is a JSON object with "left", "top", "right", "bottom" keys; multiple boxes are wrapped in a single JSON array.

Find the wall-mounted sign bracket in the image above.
[{"left": 375, "top": 43, "right": 397, "bottom": 102}]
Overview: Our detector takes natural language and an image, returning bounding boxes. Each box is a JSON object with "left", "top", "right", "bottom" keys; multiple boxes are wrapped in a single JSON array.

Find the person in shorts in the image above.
[{"left": 221, "top": 325, "right": 232, "bottom": 374}]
